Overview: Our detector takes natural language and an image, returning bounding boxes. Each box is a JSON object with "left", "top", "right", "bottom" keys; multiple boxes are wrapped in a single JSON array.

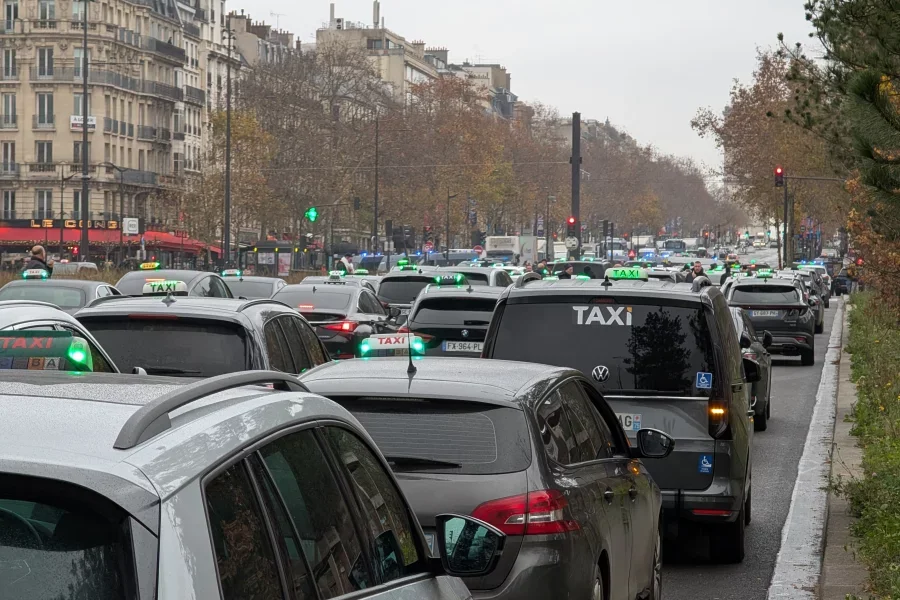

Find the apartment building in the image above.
[{"left": 229, "top": 11, "right": 294, "bottom": 66}]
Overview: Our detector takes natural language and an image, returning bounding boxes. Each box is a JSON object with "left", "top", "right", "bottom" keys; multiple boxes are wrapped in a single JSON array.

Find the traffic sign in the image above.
[
  {"left": 472, "top": 244, "right": 484, "bottom": 254},
  {"left": 565, "top": 236, "right": 580, "bottom": 250},
  {"left": 423, "top": 241, "right": 434, "bottom": 252}
]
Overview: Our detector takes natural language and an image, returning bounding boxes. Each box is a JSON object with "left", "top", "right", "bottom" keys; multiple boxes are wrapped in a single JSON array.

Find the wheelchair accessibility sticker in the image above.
[
  {"left": 698, "top": 455, "right": 713, "bottom": 474},
  {"left": 696, "top": 372, "right": 713, "bottom": 390}
]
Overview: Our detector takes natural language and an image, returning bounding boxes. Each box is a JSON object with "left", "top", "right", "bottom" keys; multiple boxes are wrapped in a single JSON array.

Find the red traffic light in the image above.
[
  {"left": 775, "top": 166, "right": 783, "bottom": 175},
  {"left": 856, "top": 258, "right": 864, "bottom": 266},
  {"left": 72, "top": 246, "right": 79, "bottom": 255},
  {"left": 567, "top": 216, "right": 576, "bottom": 225}
]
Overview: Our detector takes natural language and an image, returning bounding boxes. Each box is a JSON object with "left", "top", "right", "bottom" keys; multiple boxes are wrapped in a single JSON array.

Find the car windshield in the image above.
[
  {"left": 223, "top": 280, "right": 275, "bottom": 299},
  {"left": 411, "top": 296, "right": 497, "bottom": 325},
  {"left": 272, "top": 288, "right": 352, "bottom": 310},
  {"left": 79, "top": 317, "right": 248, "bottom": 376},
  {"left": 0, "top": 285, "right": 86, "bottom": 309},
  {"left": 491, "top": 300, "right": 715, "bottom": 396},
  {"left": 377, "top": 277, "right": 434, "bottom": 304},
  {"left": 334, "top": 398, "right": 532, "bottom": 474},
  {"left": 0, "top": 483, "right": 131, "bottom": 598},
  {"left": 731, "top": 285, "right": 801, "bottom": 304}
]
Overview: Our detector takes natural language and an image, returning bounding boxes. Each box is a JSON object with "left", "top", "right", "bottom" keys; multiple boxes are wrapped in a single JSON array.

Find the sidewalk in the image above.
[{"left": 820, "top": 302, "right": 869, "bottom": 599}]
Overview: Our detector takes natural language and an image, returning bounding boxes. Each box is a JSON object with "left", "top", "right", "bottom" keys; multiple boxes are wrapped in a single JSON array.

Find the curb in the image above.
[{"left": 766, "top": 301, "right": 844, "bottom": 599}]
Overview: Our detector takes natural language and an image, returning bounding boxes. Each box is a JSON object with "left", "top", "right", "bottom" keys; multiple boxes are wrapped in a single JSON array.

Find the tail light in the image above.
[
  {"left": 471, "top": 490, "right": 580, "bottom": 536},
  {"left": 322, "top": 321, "right": 359, "bottom": 333},
  {"left": 743, "top": 352, "right": 758, "bottom": 360},
  {"left": 708, "top": 402, "right": 728, "bottom": 439},
  {"left": 397, "top": 326, "right": 434, "bottom": 342}
]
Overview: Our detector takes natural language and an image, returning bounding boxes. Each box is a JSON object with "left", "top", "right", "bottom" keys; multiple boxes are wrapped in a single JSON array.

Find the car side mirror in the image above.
[
  {"left": 132, "top": 366, "right": 148, "bottom": 375},
  {"left": 740, "top": 332, "right": 752, "bottom": 349},
  {"left": 629, "top": 428, "right": 674, "bottom": 459},
  {"left": 389, "top": 306, "right": 401, "bottom": 319},
  {"left": 763, "top": 331, "right": 773, "bottom": 348},
  {"left": 238, "top": 296, "right": 248, "bottom": 300},
  {"left": 743, "top": 357, "right": 761, "bottom": 383},
  {"left": 435, "top": 514, "right": 506, "bottom": 577}
]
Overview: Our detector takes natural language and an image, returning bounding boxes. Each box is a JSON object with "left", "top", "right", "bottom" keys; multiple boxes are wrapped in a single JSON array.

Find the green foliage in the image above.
[{"left": 844, "top": 292, "right": 900, "bottom": 598}]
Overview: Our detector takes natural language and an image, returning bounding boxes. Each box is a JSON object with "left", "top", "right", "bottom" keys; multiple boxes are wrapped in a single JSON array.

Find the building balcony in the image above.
[
  {"left": 0, "top": 114, "right": 17, "bottom": 129},
  {"left": 2, "top": 19, "right": 16, "bottom": 33},
  {"left": 32, "top": 210, "right": 56, "bottom": 219},
  {"left": 184, "top": 85, "right": 205, "bottom": 105},
  {"left": 0, "top": 210, "right": 17, "bottom": 219},
  {"left": 117, "top": 27, "right": 143, "bottom": 49},
  {"left": 137, "top": 125, "right": 156, "bottom": 140},
  {"left": 142, "top": 80, "right": 183, "bottom": 102},
  {"left": 158, "top": 128, "right": 172, "bottom": 142},
  {"left": 183, "top": 22, "right": 200, "bottom": 38},
  {"left": 33, "top": 115, "right": 56, "bottom": 130},
  {"left": 121, "top": 169, "right": 158, "bottom": 186},
  {"left": 1, "top": 68, "right": 17, "bottom": 81},
  {"left": 67, "top": 163, "right": 97, "bottom": 174},
  {"left": 144, "top": 37, "right": 187, "bottom": 64},
  {"left": 0, "top": 163, "right": 19, "bottom": 177},
  {"left": 27, "top": 163, "right": 59, "bottom": 175}
]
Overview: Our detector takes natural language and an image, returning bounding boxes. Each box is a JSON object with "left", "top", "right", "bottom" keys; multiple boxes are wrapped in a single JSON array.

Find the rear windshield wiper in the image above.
[
  {"left": 142, "top": 366, "right": 203, "bottom": 376},
  {"left": 384, "top": 455, "right": 462, "bottom": 469}
]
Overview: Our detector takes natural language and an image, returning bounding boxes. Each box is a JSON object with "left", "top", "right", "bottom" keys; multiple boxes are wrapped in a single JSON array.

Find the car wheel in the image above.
[
  {"left": 592, "top": 562, "right": 605, "bottom": 600},
  {"left": 744, "top": 486, "right": 752, "bottom": 525},
  {"left": 754, "top": 404, "right": 768, "bottom": 431},
  {"left": 710, "top": 505, "right": 746, "bottom": 563},
  {"left": 824, "top": 298, "right": 830, "bottom": 308},
  {"left": 801, "top": 348, "right": 815, "bottom": 366},
  {"left": 815, "top": 320, "right": 824, "bottom": 334},
  {"left": 649, "top": 525, "right": 663, "bottom": 600}
]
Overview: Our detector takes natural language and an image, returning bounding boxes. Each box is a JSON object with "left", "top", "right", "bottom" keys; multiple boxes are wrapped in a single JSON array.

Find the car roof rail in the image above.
[
  {"left": 515, "top": 272, "right": 543, "bottom": 287},
  {"left": 85, "top": 295, "right": 135, "bottom": 308},
  {"left": 691, "top": 276, "right": 713, "bottom": 292},
  {"left": 113, "top": 370, "right": 308, "bottom": 450}
]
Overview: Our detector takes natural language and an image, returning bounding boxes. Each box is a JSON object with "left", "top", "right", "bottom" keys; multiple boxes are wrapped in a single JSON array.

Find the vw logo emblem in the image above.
[
  {"left": 461, "top": 329, "right": 469, "bottom": 338},
  {"left": 592, "top": 365, "right": 610, "bottom": 383}
]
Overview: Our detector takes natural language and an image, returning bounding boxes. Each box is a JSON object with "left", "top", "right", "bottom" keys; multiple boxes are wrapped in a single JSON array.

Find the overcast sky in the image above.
[{"left": 230, "top": 0, "right": 816, "bottom": 172}]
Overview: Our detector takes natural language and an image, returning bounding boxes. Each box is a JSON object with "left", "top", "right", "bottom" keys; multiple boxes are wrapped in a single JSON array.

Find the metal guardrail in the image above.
[
  {"left": 0, "top": 114, "right": 16, "bottom": 128},
  {"left": 144, "top": 37, "right": 187, "bottom": 63},
  {"left": 184, "top": 85, "right": 206, "bottom": 104},
  {"left": 32, "top": 114, "right": 55, "bottom": 129}
]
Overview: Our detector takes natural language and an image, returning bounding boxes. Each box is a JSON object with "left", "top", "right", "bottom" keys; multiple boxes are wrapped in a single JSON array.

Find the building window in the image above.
[
  {"left": 38, "top": 0, "right": 54, "bottom": 24},
  {"left": 73, "top": 190, "right": 83, "bottom": 218},
  {"left": 35, "top": 93, "right": 53, "bottom": 128},
  {"left": 138, "top": 149, "right": 145, "bottom": 170},
  {"left": 72, "top": 0, "right": 85, "bottom": 21},
  {"left": 74, "top": 47, "right": 89, "bottom": 78},
  {"left": 73, "top": 92, "right": 88, "bottom": 117},
  {"left": 2, "top": 49, "right": 15, "bottom": 78},
  {"left": 37, "top": 47, "right": 53, "bottom": 77},
  {"left": 3, "top": 1, "right": 18, "bottom": 32},
  {"left": 35, "top": 190, "right": 52, "bottom": 218},
  {"left": 1, "top": 92, "right": 14, "bottom": 126},
  {"left": 2, "top": 190, "right": 15, "bottom": 219},
  {"left": 35, "top": 141, "right": 53, "bottom": 163},
  {"left": 73, "top": 141, "right": 89, "bottom": 163},
  {"left": 1, "top": 141, "right": 14, "bottom": 172}
]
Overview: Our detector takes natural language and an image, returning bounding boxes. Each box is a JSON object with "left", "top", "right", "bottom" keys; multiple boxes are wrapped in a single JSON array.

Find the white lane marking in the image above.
[{"left": 766, "top": 301, "right": 843, "bottom": 599}]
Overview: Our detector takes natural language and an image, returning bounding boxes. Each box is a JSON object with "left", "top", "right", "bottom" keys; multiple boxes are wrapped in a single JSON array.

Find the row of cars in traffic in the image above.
[{"left": 0, "top": 256, "right": 836, "bottom": 600}]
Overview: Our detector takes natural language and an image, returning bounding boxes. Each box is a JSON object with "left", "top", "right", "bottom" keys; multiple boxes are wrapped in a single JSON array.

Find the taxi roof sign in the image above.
[
  {"left": 142, "top": 280, "right": 189, "bottom": 296},
  {"left": 139, "top": 261, "right": 161, "bottom": 270},
  {"left": 359, "top": 333, "right": 425, "bottom": 357},
  {"left": 0, "top": 331, "right": 93, "bottom": 372},
  {"left": 23, "top": 268, "right": 49, "bottom": 280},
  {"left": 222, "top": 269, "right": 242, "bottom": 277},
  {"left": 606, "top": 267, "right": 649, "bottom": 281},
  {"left": 434, "top": 273, "right": 467, "bottom": 286},
  {"left": 354, "top": 269, "right": 369, "bottom": 275}
]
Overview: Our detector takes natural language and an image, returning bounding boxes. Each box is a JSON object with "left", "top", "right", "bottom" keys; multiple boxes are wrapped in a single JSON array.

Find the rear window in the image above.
[
  {"left": 336, "top": 399, "right": 532, "bottom": 475},
  {"left": 116, "top": 274, "right": 184, "bottom": 296},
  {"left": 0, "top": 480, "right": 132, "bottom": 598},
  {"left": 731, "top": 285, "right": 800, "bottom": 304},
  {"left": 492, "top": 300, "right": 715, "bottom": 396},
  {"left": 0, "top": 285, "right": 86, "bottom": 309},
  {"left": 272, "top": 288, "right": 352, "bottom": 311},
  {"left": 223, "top": 280, "right": 275, "bottom": 298},
  {"left": 79, "top": 317, "right": 248, "bottom": 376},
  {"left": 377, "top": 277, "right": 433, "bottom": 304},
  {"left": 456, "top": 273, "right": 488, "bottom": 285},
  {"left": 411, "top": 297, "right": 497, "bottom": 325}
]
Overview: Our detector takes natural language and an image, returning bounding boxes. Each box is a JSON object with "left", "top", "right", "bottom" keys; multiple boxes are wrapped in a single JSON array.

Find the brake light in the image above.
[
  {"left": 298, "top": 304, "right": 315, "bottom": 311},
  {"left": 691, "top": 509, "right": 733, "bottom": 517},
  {"left": 471, "top": 490, "right": 580, "bottom": 536},
  {"left": 323, "top": 321, "right": 359, "bottom": 332}
]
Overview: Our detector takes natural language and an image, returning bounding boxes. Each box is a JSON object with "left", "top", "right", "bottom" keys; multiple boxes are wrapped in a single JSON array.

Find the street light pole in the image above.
[
  {"left": 223, "top": 13, "right": 233, "bottom": 266},
  {"left": 446, "top": 189, "right": 458, "bottom": 260},
  {"left": 373, "top": 116, "right": 379, "bottom": 254},
  {"left": 79, "top": 0, "right": 90, "bottom": 261}
]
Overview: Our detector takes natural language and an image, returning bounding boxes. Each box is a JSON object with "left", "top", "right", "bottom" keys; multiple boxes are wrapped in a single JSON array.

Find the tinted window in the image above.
[
  {"left": 273, "top": 288, "right": 353, "bottom": 312},
  {"left": 411, "top": 297, "right": 496, "bottom": 325},
  {"left": 291, "top": 317, "right": 329, "bottom": 366},
  {"left": 377, "top": 277, "right": 433, "bottom": 304},
  {"left": 260, "top": 431, "right": 374, "bottom": 597},
  {"left": 0, "top": 482, "right": 132, "bottom": 599},
  {"left": 337, "top": 398, "right": 532, "bottom": 475},
  {"left": 326, "top": 428, "right": 425, "bottom": 582},
  {"left": 206, "top": 462, "right": 284, "bottom": 600},
  {"left": 495, "top": 271, "right": 513, "bottom": 286},
  {"left": 457, "top": 273, "right": 489, "bottom": 285},
  {"left": 535, "top": 390, "right": 576, "bottom": 464},
  {"left": 579, "top": 382, "right": 621, "bottom": 456},
  {"left": 192, "top": 276, "right": 212, "bottom": 297},
  {"left": 493, "top": 300, "right": 716, "bottom": 396},
  {"left": 209, "top": 277, "right": 232, "bottom": 298},
  {"left": 277, "top": 317, "right": 313, "bottom": 373},
  {"left": 225, "top": 280, "right": 277, "bottom": 299},
  {"left": 731, "top": 285, "right": 800, "bottom": 304},
  {"left": 80, "top": 318, "right": 248, "bottom": 376},
  {"left": 265, "top": 319, "right": 292, "bottom": 372},
  {"left": 559, "top": 382, "right": 615, "bottom": 461},
  {"left": 0, "top": 285, "right": 86, "bottom": 309},
  {"left": 356, "top": 291, "right": 379, "bottom": 314}
]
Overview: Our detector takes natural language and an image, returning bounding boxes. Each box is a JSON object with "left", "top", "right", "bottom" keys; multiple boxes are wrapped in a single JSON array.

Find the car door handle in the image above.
[
  {"left": 628, "top": 486, "right": 638, "bottom": 500},
  {"left": 603, "top": 488, "right": 614, "bottom": 504}
]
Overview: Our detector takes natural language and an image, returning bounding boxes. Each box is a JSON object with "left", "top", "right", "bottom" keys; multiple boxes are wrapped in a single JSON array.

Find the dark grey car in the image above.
[
  {"left": 483, "top": 278, "right": 756, "bottom": 563},
  {"left": 730, "top": 307, "right": 774, "bottom": 431},
  {"left": 300, "top": 357, "right": 673, "bottom": 600},
  {"left": 0, "top": 369, "right": 506, "bottom": 599},
  {"left": 0, "top": 279, "right": 122, "bottom": 313}
]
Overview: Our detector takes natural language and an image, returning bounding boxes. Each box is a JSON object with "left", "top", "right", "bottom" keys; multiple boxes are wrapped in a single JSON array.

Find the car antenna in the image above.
[
  {"left": 162, "top": 291, "right": 176, "bottom": 307},
  {"left": 602, "top": 275, "right": 612, "bottom": 289},
  {"left": 406, "top": 332, "right": 417, "bottom": 376}
]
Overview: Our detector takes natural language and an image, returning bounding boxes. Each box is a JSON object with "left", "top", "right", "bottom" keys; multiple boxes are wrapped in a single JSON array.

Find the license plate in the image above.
[
  {"left": 424, "top": 532, "right": 436, "bottom": 554},
  {"left": 617, "top": 413, "right": 642, "bottom": 431},
  {"left": 443, "top": 341, "right": 483, "bottom": 353},
  {"left": 752, "top": 310, "right": 780, "bottom": 317}
]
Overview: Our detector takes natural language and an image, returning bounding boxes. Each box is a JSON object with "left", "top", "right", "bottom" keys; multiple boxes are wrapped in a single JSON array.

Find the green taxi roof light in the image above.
[
  {"left": 397, "top": 258, "right": 409, "bottom": 266},
  {"left": 68, "top": 347, "right": 87, "bottom": 363},
  {"left": 23, "top": 269, "right": 49, "bottom": 280},
  {"left": 355, "top": 269, "right": 369, "bottom": 275},
  {"left": 360, "top": 342, "right": 371, "bottom": 355},
  {"left": 575, "top": 274, "right": 591, "bottom": 280},
  {"left": 412, "top": 340, "right": 425, "bottom": 353},
  {"left": 606, "top": 267, "right": 648, "bottom": 281},
  {"left": 329, "top": 270, "right": 344, "bottom": 277},
  {"left": 750, "top": 259, "right": 756, "bottom": 264},
  {"left": 139, "top": 261, "right": 161, "bottom": 270}
]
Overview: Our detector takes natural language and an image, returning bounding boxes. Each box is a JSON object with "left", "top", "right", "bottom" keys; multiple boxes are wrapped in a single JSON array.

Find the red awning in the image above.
[{"left": 0, "top": 227, "right": 220, "bottom": 254}]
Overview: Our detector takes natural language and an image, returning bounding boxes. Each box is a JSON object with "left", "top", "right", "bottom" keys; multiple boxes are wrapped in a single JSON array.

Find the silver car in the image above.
[{"left": 0, "top": 368, "right": 507, "bottom": 599}]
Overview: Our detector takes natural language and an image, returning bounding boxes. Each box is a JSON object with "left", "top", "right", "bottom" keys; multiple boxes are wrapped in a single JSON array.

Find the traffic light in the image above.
[
  {"left": 775, "top": 166, "right": 784, "bottom": 187},
  {"left": 73, "top": 246, "right": 79, "bottom": 256},
  {"left": 353, "top": 197, "right": 361, "bottom": 210},
  {"left": 304, "top": 207, "right": 319, "bottom": 222},
  {"left": 566, "top": 216, "right": 577, "bottom": 238},
  {"left": 856, "top": 257, "right": 864, "bottom": 266},
  {"left": 601, "top": 219, "right": 609, "bottom": 239}
]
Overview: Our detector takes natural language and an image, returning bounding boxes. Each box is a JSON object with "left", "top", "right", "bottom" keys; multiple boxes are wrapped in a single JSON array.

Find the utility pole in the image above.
[
  {"left": 79, "top": 0, "right": 90, "bottom": 261},
  {"left": 569, "top": 112, "right": 581, "bottom": 260},
  {"left": 373, "top": 117, "right": 379, "bottom": 254},
  {"left": 446, "top": 189, "right": 458, "bottom": 260},
  {"left": 545, "top": 194, "right": 555, "bottom": 256},
  {"left": 223, "top": 13, "right": 233, "bottom": 266},
  {"left": 782, "top": 178, "right": 789, "bottom": 268}
]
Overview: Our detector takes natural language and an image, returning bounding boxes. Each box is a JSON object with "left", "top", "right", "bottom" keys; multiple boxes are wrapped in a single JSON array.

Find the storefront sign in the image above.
[{"left": 0, "top": 219, "right": 121, "bottom": 230}]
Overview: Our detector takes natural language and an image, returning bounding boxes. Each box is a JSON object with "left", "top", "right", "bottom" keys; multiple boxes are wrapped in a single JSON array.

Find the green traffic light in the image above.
[{"left": 305, "top": 207, "right": 318, "bottom": 222}]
